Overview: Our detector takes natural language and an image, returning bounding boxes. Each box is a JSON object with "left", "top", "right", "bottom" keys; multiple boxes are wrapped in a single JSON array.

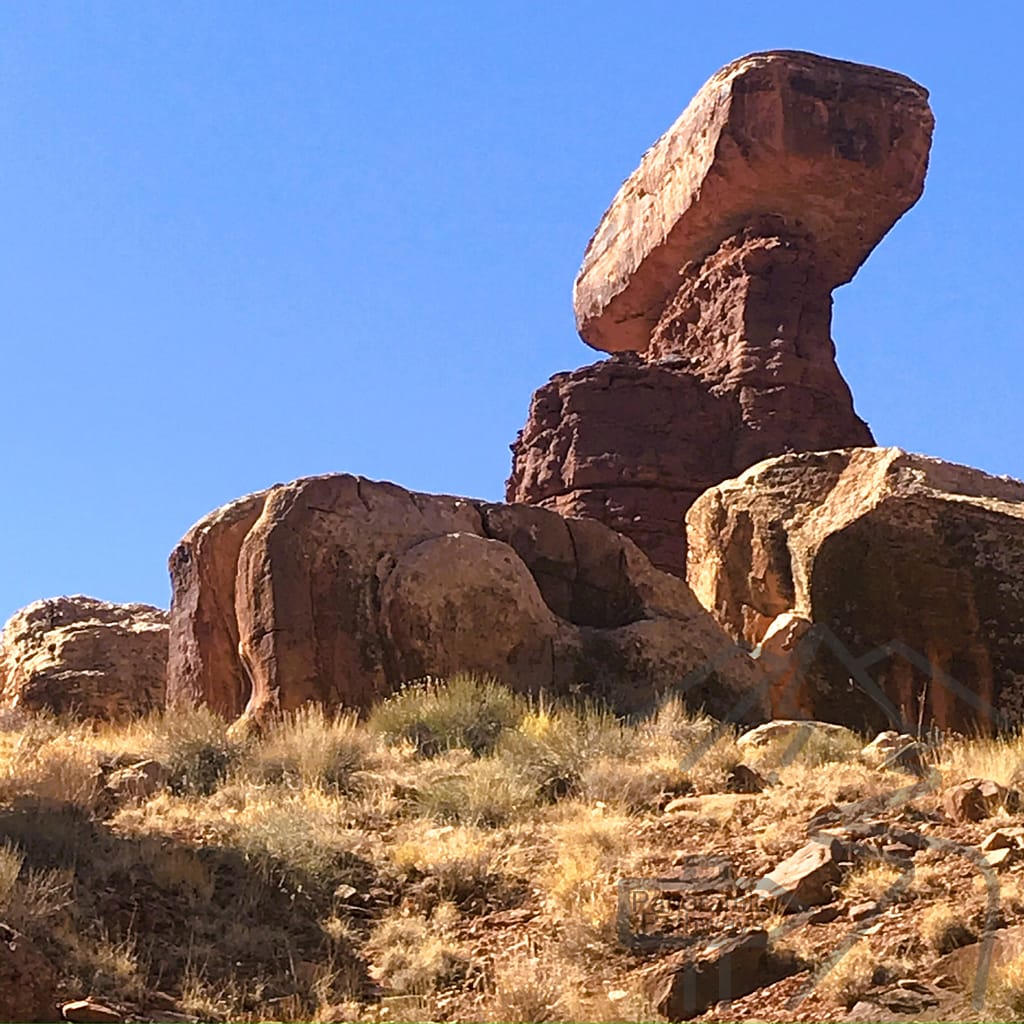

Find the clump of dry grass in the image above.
[
  {"left": 539, "top": 801, "right": 650, "bottom": 953},
  {"left": 364, "top": 905, "right": 467, "bottom": 996},
  {"left": 240, "top": 705, "right": 379, "bottom": 792},
  {"left": 0, "top": 714, "right": 105, "bottom": 810},
  {"left": 813, "top": 941, "right": 881, "bottom": 1008},
  {"left": 228, "top": 788, "right": 384, "bottom": 892},
  {"left": 484, "top": 947, "right": 571, "bottom": 1022},
  {"left": 0, "top": 840, "right": 23, "bottom": 907},
  {"left": 409, "top": 749, "right": 539, "bottom": 826},
  {"left": 986, "top": 951, "right": 1024, "bottom": 1017},
  {"left": 840, "top": 861, "right": 907, "bottom": 904},
  {"left": 918, "top": 902, "right": 975, "bottom": 953},
  {"left": 933, "top": 731, "right": 1024, "bottom": 788},
  {"left": 390, "top": 822, "right": 502, "bottom": 904}
]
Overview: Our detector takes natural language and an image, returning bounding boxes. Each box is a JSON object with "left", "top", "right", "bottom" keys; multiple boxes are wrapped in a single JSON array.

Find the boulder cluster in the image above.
[{"left": 2, "top": 50, "right": 1022, "bottom": 741}]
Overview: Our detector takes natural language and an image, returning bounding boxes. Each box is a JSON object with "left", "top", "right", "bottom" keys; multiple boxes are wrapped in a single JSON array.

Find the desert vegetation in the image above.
[{"left": 3, "top": 677, "right": 1024, "bottom": 1021}]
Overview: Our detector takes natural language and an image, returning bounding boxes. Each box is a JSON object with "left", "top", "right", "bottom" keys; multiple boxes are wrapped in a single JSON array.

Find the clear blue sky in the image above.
[{"left": 2, "top": 2, "right": 1022, "bottom": 622}]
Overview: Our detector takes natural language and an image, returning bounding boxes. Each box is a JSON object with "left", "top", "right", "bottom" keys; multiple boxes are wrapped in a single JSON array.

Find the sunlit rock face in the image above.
[{"left": 509, "top": 50, "right": 933, "bottom": 576}]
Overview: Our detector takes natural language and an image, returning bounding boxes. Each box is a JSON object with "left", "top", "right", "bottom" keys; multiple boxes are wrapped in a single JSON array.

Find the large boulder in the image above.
[
  {"left": 167, "top": 474, "right": 768, "bottom": 726},
  {"left": 0, "top": 596, "right": 168, "bottom": 720},
  {"left": 686, "top": 447, "right": 1024, "bottom": 733},
  {"left": 510, "top": 51, "right": 932, "bottom": 574}
]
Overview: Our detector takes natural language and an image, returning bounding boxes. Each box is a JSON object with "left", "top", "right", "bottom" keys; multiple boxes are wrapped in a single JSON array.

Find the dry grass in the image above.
[
  {"left": 364, "top": 905, "right": 467, "bottom": 996},
  {"left": 813, "top": 941, "right": 882, "bottom": 1008},
  {"left": 10, "top": 675, "right": 1024, "bottom": 1021},
  {"left": 918, "top": 902, "right": 975, "bottom": 953},
  {"left": 986, "top": 951, "right": 1024, "bottom": 1018},
  {"left": 933, "top": 731, "right": 1024, "bottom": 788},
  {"left": 840, "top": 861, "right": 907, "bottom": 904}
]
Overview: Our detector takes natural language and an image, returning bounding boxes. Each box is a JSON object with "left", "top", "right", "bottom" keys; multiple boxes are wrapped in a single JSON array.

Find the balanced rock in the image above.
[
  {"left": 687, "top": 448, "right": 1024, "bottom": 733},
  {"left": 510, "top": 51, "right": 932, "bottom": 575},
  {"left": 167, "top": 473, "right": 767, "bottom": 725},
  {"left": 0, "top": 596, "right": 168, "bottom": 720}
]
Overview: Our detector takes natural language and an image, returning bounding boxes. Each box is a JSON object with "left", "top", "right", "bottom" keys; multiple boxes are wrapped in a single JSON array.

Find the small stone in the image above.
[
  {"left": 861, "top": 731, "right": 926, "bottom": 775},
  {"left": 726, "top": 764, "right": 766, "bottom": 794},
  {"left": 807, "top": 905, "right": 841, "bottom": 925},
  {"left": 664, "top": 797, "right": 702, "bottom": 815},
  {"left": 985, "top": 847, "right": 1014, "bottom": 870},
  {"left": 849, "top": 901, "right": 879, "bottom": 921},
  {"left": 61, "top": 999, "right": 123, "bottom": 1023},
  {"left": 755, "top": 838, "right": 844, "bottom": 912},
  {"left": 641, "top": 929, "right": 771, "bottom": 1020},
  {"left": 105, "top": 758, "right": 170, "bottom": 801},
  {"left": 944, "top": 779, "right": 1012, "bottom": 823}
]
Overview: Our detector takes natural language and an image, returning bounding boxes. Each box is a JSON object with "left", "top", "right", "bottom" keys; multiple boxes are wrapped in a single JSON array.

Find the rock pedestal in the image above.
[{"left": 509, "top": 50, "right": 933, "bottom": 576}]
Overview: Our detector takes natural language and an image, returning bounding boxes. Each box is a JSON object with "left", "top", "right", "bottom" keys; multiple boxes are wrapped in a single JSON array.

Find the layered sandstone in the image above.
[
  {"left": 574, "top": 50, "right": 933, "bottom": 355},
  {"left": 509, "top": 51, "right": 933, "bottom": 575},
  {"left": 685, "top": 448, "right": 1024, "bottom": 733},
  {"left": 167, "top": 473, "right": 767, "bottom": 727},
  {"left": 0, "top": 596, "right": 169, "bottom": 720}
]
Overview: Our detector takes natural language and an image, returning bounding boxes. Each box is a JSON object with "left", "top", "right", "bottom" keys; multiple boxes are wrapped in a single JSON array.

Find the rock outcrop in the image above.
[
  {"left": 686, "top": 447, "right": 1024, "bottom": 733},
  {"left": 0, "top": 597, "right": 169, "bottom": 720},
  {"left": 167, "top": 473, "right": 768, "bottom": 726},
  {"left": 509, "top": 51, "right": 933, "bottom": 576}
]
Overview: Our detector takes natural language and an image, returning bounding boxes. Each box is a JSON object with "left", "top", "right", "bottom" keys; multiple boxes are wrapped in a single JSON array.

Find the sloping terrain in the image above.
[{"left": 4, "top": 676, "right": 1024, "bottom": 1022}]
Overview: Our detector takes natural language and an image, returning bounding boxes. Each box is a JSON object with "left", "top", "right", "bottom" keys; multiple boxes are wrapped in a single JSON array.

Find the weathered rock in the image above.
[
  {"left": 980, "top": 828, "right": 1024, "bottom": 853},
  {"left": 641, "top": 929, "right": 770, "bottom": 1020},
  {"left": 507, "top": 356, "right": 736, "bottom": 576},
  {"left": 943, "top": 779, "right": 1014, "bottom": 823},
  {"left": 861, "top": 731, "right": 926, "bottom": 775},
  {"left": 61, "top": 1000, "right": 122, "bottom": 1023},
  {"left": 0, "top": 922, "right": 57, "bottom": 1022},
  {"left": 0, "top": 597, "right": 168, "bottom": 720},
  {"left": 737, "top": 719, "right": 857, "bottom": 753},
  {"left": 104, "top": 759, "right": 171, "bottom": 802},
  {"left": 510, "top": 51, "right": 931, "bottom": 574},
  {"left": 167, "top": 474, "right": 768, "bottom": 726},
  {"left": 687, "top": 448, "right": 1024, "bottom": 733},
  {"left": 755, "top": 837, "right": 844, "bottom": 911},
  {"left": 575, "top": 50, "right": 933, "bottom": 354}
]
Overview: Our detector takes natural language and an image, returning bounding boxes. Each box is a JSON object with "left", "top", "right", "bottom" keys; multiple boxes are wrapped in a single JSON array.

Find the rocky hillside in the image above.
[{"left": 4, "top": 680, "right": 1024, "bottom": 1022}]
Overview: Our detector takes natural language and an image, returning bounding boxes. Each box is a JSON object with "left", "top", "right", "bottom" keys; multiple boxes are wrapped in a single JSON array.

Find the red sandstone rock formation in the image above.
[
  {"left": 685, "top": 447, "right": 1024, "bottom": 734},
  {"left": 0, "top": 596, "right": 168, "bottom": 720},
  {"left": 167, "top": 473, "right": 767, "bottom": 727},
  {"left": 509, "top": 51, "right": 933, "bottom": 575}
]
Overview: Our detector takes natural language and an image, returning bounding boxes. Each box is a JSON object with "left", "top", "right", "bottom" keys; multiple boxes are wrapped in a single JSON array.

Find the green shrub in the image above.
[
  {"left": 150, "top": 706, "right": 241, "bottom": 796},
  {"left": 368, "top": 674, "right": 528, "bottom": 756}
]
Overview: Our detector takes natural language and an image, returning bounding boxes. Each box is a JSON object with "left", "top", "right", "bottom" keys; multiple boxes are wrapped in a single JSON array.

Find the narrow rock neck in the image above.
[{"left": 646, "top": 224, "right": 837, "bottom": 391}]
